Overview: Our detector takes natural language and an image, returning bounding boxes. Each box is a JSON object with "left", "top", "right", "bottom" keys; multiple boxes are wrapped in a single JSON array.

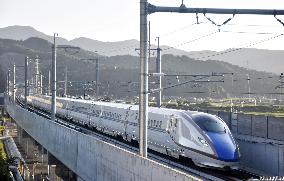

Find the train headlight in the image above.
[
  {"left": 237, "top": 145, "right": 241, "bottom": 157},
  {"left": 198, "top": 137, "right": 208, "bottom": 147}
]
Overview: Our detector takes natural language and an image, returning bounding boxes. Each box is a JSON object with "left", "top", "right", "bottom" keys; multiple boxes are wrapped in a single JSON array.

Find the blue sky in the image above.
[{"left": 1, "top": 0, "right": 284, "bottom": 51}]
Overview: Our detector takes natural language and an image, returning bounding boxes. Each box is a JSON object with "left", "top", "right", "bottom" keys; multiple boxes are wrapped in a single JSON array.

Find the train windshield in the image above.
[{"left": 192, "top": 114, "right": 226, "bottom": 133}]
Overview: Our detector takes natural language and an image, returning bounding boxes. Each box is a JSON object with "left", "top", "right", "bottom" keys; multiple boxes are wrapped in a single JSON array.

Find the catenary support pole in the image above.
[
  {"left": 25, "top": 56, "right": 29, "bottom": 108},
  {"left": 95, "top": 58, "right": 99, "bottom": 99},
  {"left": 281, "top": 73, "right": 283, "bottom": 101},
  {"left": 40, "top": 73, "right": 43, "bottom": 94},
  {"left": 156, "top": 37, "right": 162, "bottom": 107},
  {"left": 35, "top": 56, "right": 39, "bottom": 94},
  {"left": 139, "top": 0, "right": 148, "bottom": 157},
  {"left": 247, "top": 74, "right": 251, "bottom": 100},
  {"left": 7, "top": 69, "right": 10, "bottom": 96},
  {"left": 64, "top": 66, "right": 67, "bottom": 97},
  {"left": 6, "top": 74, "right": 7, "bottom": 94},
  {"left": 13, "top": 63, "right": 16, "bottom": 102},
  {"left": 51, "top": 33, "right": 57, "bottom": 121},
  {"left": 48, "top": 71, "right": 51, "bottom": 96}
]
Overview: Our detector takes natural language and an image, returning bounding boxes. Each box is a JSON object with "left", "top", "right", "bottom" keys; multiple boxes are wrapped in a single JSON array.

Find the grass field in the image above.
[{"left": 161, "top": 99, "right": 284, "bottom": 117}]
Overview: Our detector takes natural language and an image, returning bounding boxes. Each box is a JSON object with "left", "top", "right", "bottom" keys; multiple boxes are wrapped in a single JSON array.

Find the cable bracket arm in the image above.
[
  {"left": 147, "top": 3, "right": 284, "bottom": 16},
  {"left": 274, "top": 13, "right": 284, "bottom": 27},
  {"left": 203, "top": 13, "right": 235, "bottom": 31}
]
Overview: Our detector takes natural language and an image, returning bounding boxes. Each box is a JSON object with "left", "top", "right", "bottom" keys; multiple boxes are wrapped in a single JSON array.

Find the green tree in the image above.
[{"left": 0, "top": 141, "right": 10, "bottom": 180}]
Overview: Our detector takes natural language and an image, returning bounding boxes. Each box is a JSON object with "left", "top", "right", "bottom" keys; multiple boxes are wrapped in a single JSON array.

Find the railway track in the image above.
[{"left": 15, "top": 98, "right": 259, "bottom": 181}]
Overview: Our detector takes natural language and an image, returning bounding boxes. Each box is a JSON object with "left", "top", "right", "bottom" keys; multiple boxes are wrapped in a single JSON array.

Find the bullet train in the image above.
[{"left": 25, "top": 95, "right": 240, "bottom": 169}]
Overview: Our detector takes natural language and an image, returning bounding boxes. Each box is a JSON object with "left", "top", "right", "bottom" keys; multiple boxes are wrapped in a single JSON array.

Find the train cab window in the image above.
[{"left": 192, "top": 114, "right": 226, "bottom": 133}]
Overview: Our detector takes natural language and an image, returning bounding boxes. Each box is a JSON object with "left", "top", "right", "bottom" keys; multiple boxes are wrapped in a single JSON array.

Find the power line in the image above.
[
  {"left": 150, "top": 75, "right": 224, "bottom": 93},
  {"left": 221, "top": 30, "right": 280, "bottom": 35},
  {"left": 195, "top": 33, "right": 284, "bottom": 60},
  {"left": 227, "top": 23, "right": 282, "bottom": 28},
  {"left": 163, "top": 31, "right": 218, "bottom": 51},
  {"left": 159, "top": 22, "right": 206, "bottom": 38}
]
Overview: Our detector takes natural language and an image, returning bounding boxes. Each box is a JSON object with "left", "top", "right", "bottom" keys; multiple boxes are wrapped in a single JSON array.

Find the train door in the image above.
[
  {"left": 167, "top": 115, "right": 180, "bottom": 143},
  {"left": 165, "top": 115, "right": 181, "bottom": 158},
  {"left": 98, "top": 105, "right": 103, "bottom": 129},
  {"left": 124, "top": 106, "right": 132, "bottom": 141}
]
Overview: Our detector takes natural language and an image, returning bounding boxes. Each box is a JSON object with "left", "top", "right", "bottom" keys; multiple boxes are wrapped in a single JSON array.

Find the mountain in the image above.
[
  {"left": 0, "top": 25, "right": 69, "bottom": 45},
  {"left": 69, "top": 38, "right": 140, "bottom": 56},
  {"left": 204, "top": 48, "right": 284, "bottom": 75},
  {"left": 0, "top": 25, "right": 47, "bottom": 41},
  {"left": 0, "top": 25, "right": 283, "bottom": 74},
  {"left": 0, "top": 37, "right": 280, "bottom": 99}
]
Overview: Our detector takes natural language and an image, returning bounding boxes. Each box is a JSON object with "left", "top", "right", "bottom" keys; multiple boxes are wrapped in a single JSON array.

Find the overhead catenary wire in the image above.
[
  {"left": 150, "top": 75, "right": 224, "bottom": 93},
  {"left": 163, "top": 31, "right": 219, "bottom": 51},
  {"left": 187, "top": 30, "right": 283, "bottom": 57},
  {"left": 226, "top": 23, "right": 282, "bottom": 28},
  {"left": 203, "top": 13, "right": 235, "bottom": 32},
  {"left": 160, "top": 15, "right": 282, "bottom": 55},
  {"left": 149, "top": 6, "right": 284, "bottom": 60},
  {"left": 194, "top": 33, "right": 284, "bottom": 60},
  {"left": 158, "top": 22, "right": 206, "bottom": 38},
  {"left": 221, "top": 30, "right": 280, "bottom": 35}
]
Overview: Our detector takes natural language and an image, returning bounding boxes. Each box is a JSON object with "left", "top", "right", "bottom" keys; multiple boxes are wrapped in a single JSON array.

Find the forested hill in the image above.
[{"left": 0, "top": 37, "right": 279, "bottom": 99}]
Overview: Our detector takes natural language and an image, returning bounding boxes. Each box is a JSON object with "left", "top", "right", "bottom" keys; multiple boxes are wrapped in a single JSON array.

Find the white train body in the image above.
[{"left": 26, "top": 95, "right": 240, "bottom": 169}]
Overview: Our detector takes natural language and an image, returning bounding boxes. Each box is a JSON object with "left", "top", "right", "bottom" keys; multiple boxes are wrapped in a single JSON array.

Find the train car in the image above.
[{"left": 26, "top": 95, "right": 240, "bottom": 169}]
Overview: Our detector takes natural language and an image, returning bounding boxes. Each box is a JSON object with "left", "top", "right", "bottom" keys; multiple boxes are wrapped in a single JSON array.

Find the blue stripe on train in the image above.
[{"left": 206, "top": 132, "right": 239, "bottom": 162}]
